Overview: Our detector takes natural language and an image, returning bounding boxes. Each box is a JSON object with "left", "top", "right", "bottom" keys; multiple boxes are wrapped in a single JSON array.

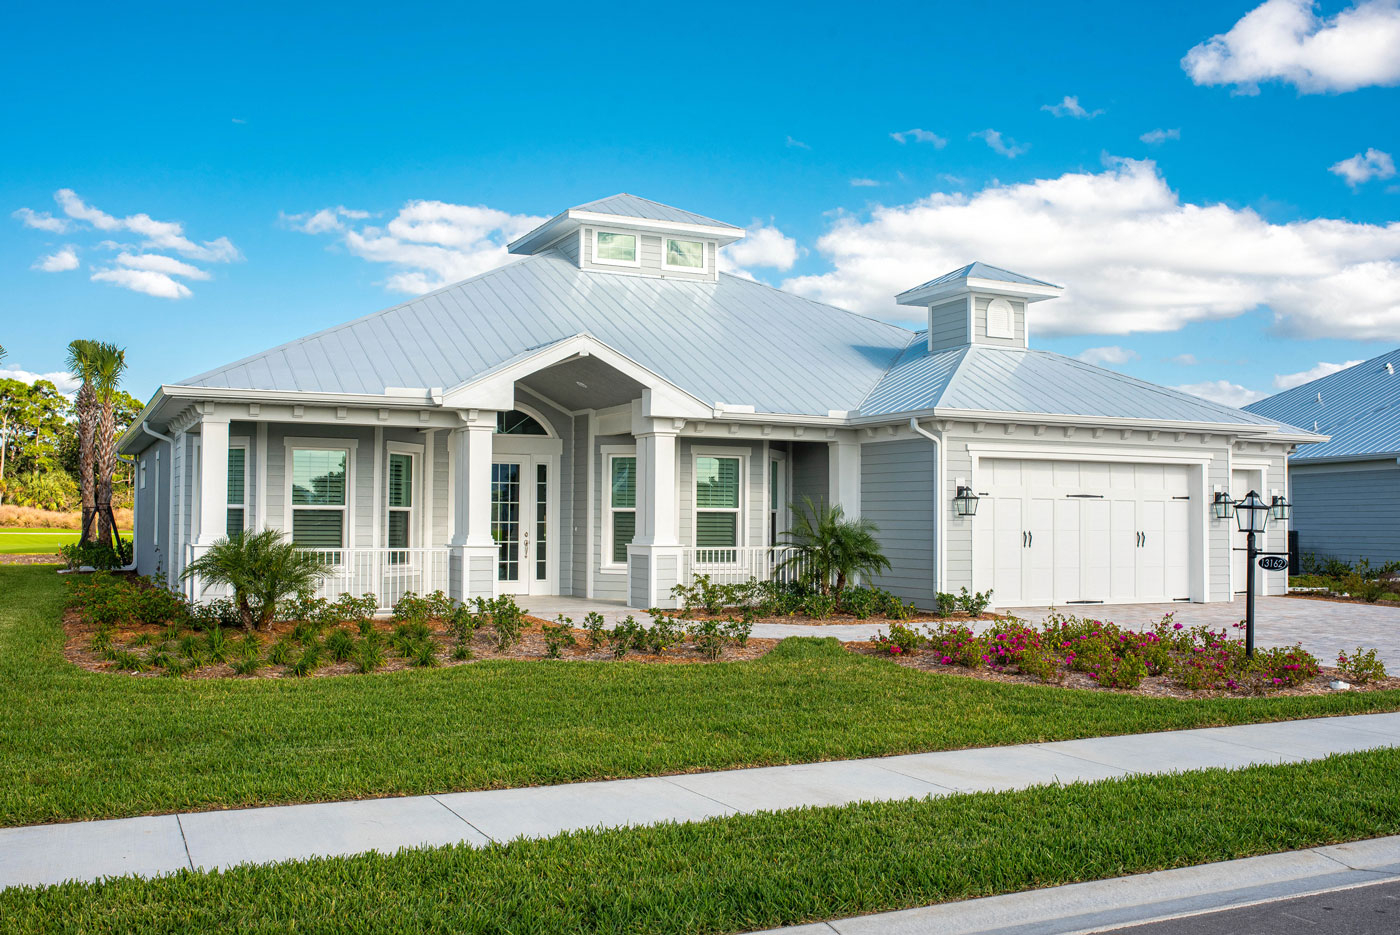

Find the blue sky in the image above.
[{"left": 4, "top": 0, "right": 1399, "bottom": 408}]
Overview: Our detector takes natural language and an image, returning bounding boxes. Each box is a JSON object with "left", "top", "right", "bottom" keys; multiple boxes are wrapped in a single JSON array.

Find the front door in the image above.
[{"left": 491, "top": 457, "right": 553, "bottom": 595}]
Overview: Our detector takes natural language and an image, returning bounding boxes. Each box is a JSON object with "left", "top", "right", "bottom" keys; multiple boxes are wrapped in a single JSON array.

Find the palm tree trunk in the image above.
[
  {"left": 96, "top": 397, "right": 116, "bottom": 544},
  {"left": 75, "top": 384, "right": 96, "bottom": 544}
]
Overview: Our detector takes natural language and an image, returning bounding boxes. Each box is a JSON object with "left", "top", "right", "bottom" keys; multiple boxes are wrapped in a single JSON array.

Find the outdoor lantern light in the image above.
[
  {"left": 1234, "top": 490, "right": 1270, "bottom": 534},
  {"left": 953, "top": 485, "right": 980, "bottom": 516},
  {"left": 1270, "top": 494, "right": 1291, "bottom": 522},
  {"left": 1212, "top": 491, "right": 1234, "bottom": 520}
]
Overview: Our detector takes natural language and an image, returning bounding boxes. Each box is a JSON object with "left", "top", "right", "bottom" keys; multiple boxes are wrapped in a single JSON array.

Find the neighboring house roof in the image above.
[
  {"left": 176, "top": 251, "right": 913, "bottom": 416},
  {"left": 1245, "top": 349, "right": 1400, "bottom": 462},
  {"left": 861, "top": 342, "right": 1286, "bottom": 427},
  {"left": 568, "top": 193, "right": 737, "bottom": 229}
]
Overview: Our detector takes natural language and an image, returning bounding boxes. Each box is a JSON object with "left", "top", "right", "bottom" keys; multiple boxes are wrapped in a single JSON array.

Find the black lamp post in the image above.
[{"left": 1233, "top": 490, "right": 1271, "bottom": 658}]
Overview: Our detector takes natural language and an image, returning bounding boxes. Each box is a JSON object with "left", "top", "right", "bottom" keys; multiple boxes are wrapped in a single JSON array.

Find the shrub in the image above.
[
  {"left": 448, "top": 604, "right": 479, "bottom": 645},
  {"left": 957, "top": 587, "right": 993, "bottom": 616},
  {"left": 641, "top": 617, "right": 685, "bottom": 654},
  {"left": 477, "top": 595, "right": 526, "bottom": 651},
  {"left": 324, "top": 627, "right": 357, "bottom": 663},
  {"left": 189, "top": 597, "right": 241, "bottom": 632},
  {"left": 354, "top": 636, "right": 385, "bottom": 673},
  {"left": 874, "top": 622, "right": 924, "bottom": 656},
  {"left": 332, "top": 593, "right": 379, "bottom": 628},
  {"left": 406, "top": 639, "right": 439, "bottom": 667},
  {"left": 391, "top": 592, "right": 433, "bottom": 627},
  {"left": 721, "top": 617, "right": 752, "bottom": 648},
  {"left": 1253, "top": 645, "right": 1320, "bottom": 688},
  {"left": 802, "top": 592, "right": 838, "bottom": 620},
  {"left": 934, "top": 592, "right": 958, "bottom": 618},
  {"left": 182, "top": 529, "right": 333, "bottom": 630},
  {"left": 106, "top": 649, "right": 146, "bottom": 672},
  {"left": 236, "top": 632, "right": 262, "bottom": 659},
  {"left": 543, "top": 618, "right": 578, "bottom": 658},
  {"left": 687, "top": 620, "right": 729, "bottom": 660},
  {"left": 59, "top": 538, "right": 132, "bottom": 571},
  {"left": 266, "top": 638, "right": 295, "bottom": 667},
  {"left": 203, "top": 626, "right": 233, "bottom": 664},
  {"left": 842, "top": 586, "right": 879, "bottom": 620},
  {"left": 1337, "top": 647, "right": 1388, "bottom": 684},
  {"left": 607, "top": 616, "right": 643, "bottom": 658},
  {"left": 1092, "top": 654, "right": 1148, "bottom": 689},
  {"left": 231, "top": 656, "right": 262, "bottom": 676},
  {"left": 133, "top": 580, "right": 186, "bottom": 627},
  {"left": 583, "top": 611, "right": 607, "bottom": 649},
  {"left": 288, "top": 645, "right": 322, "bottom": 677},
  {"left": 924, "top": 623, "right": 987, "bottom": 668}
]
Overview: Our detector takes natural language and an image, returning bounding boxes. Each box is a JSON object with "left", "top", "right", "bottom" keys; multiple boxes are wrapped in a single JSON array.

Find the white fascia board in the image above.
[
  {"left": 851, "top": 405, "right": 1319, "bottom": 438},
  {"left": 566, "top": 211, "right": 744, "bottom": 245},
  {"left": 895, "top": 278, "right": 1063, "bottom": 308}
]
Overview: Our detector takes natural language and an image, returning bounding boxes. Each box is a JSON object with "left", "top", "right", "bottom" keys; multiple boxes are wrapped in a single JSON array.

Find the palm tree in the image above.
[
  {"left": 64, "top": 340, "right": 101, "bottom": 543},
  {"left": 89, "top": 342, "right": 127, "bottom": 544},
  {"left": 182, "top": 529, "right": 333, "bottom": 631},
  {"left": 780, "top": 496, "right": 892, "bottom": 598}
]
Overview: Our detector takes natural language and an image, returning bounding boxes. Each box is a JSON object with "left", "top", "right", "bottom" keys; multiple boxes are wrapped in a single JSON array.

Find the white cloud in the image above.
[
  {"left": 1182, "top": 0, "right": 1400, "bottom": 94},
  {"left": 115, "top": 252, "right": 211, "bottom": 280},
  {"left": 12, "top": 207, "right": 70, "bottom": 233},
  {"left": 290, "top": 199, "right": 547, "bottom": 294},
  {"left": 50, "top": 189, "right": 240, "bottom": 262},
  {"left": 890, "top": 128, "right": 947, "bottom": 147},
  {"left": 1172, "top": 380, "right": 1266, "bottom": 407},
  {"left": 1330, "top": 148, "right": 1397, "bottom": 187},
  {"left": 971, "top": 129, "right": 1029, "bottom": 158},
  {"left": 1272, "top": 358, "right": 1364, "bottom": 389},
  {"left": 1076, "top": 346, "right": 1139, "bottom": 366},
  {"left": 785, "top": 135, "right": 811, "bottom": 150},
  {"left": 1140, "top": 128, "right": 1181, "bottom": 144},
  {"left": 850, "top": 178, "right": 881, "bottom": 188},
  {"left": 1042, "top": 95, "right": 1104, "bottom": 119},
  {"left": 781, "top": 157, "right": 1400, "bottom": 340},
  {"left": 721, "top": 224, "right": 800, "bottom": 276},
  {"left": 33, "top": 246, "right": 78, "bottom": 272},
  {"left": 0, "top": 368, "right": 82, "bottom": 396},
  {"left": 1170, "top": 353, "right": 1200, "bottom": 365},
  {"left": 90, "top": 268, "right": 192, "bottom": 299}
]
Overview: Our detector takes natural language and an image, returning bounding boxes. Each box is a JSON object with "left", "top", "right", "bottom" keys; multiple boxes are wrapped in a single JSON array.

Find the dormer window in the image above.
[
  {"left": 663, "top": 238, "right": 705, "bottom": 272},
  {"left": 593, "top": 229, "right": 639, "bottom": 267}
]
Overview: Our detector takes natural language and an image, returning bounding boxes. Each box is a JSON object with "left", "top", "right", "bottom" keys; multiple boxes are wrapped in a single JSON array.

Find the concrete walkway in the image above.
[
  {"left": 3, "top": 712, "right": 1398, "bottom": 890},
  {"left": 754, "top": 835, "right": 1400, "bottom": 935}
]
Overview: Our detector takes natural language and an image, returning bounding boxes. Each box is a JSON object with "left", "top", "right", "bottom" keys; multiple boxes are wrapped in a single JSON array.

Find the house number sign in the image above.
[{"left": 1257, "top": 555, "right": 1288, "bottom": 571}]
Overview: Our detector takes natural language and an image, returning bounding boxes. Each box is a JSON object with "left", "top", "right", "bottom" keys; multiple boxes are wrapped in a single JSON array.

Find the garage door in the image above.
[{"left": 974, "top": 458, "right": 1191, "bottom": 606}]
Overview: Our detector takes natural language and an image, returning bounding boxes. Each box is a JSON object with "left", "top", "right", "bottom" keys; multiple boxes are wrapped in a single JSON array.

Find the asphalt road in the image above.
[{"left": 1097, "top": 880, "right": 1400, "bottom": 935}]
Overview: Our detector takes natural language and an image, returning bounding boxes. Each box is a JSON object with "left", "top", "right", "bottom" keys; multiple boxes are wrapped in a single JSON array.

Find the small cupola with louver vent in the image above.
[{"left": 894, "top": 262, "right": 1063, "bottom": 353}]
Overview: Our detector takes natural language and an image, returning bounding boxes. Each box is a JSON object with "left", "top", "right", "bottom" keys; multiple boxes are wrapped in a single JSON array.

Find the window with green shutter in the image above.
[
  {"left": 695, "top": 456, "right": 740, "bottom": 550},
  {"left": 608, "top": 454, "right": 636, "bottom": 565},
  {"left": 387, "top": 452, "right": 414, "bottom": 555},
  {"left": 226, "top": 446, "right": 246, "bottom": 539},
  {"left": 290, "top": 448, "right": 347, "bottom": 549}
]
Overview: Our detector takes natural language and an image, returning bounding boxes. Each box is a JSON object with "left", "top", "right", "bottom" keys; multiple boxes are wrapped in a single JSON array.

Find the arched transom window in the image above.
[{"left": 496, "top": 409, "right": 549, "bottom": 436}]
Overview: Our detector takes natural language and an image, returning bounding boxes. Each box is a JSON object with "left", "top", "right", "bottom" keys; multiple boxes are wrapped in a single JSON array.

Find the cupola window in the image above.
[
  {"left": 663, "top": 238, "right": 705, "bottom": 271},
  {"left": 593, "top": 230, "right": 639, "bottom": 266}
]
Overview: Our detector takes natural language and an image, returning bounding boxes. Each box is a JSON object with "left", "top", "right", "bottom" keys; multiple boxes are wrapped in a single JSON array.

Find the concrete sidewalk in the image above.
[
  {"left": 755, "top": 835, "right": 1400, "bottom": 935},
  {"left": 2, "top": 712, "right": 1398, "bottom": 890}
]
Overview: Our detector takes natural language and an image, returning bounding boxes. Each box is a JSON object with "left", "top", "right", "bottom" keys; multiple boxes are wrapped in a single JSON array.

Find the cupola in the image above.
[
  {"left": 508, "top": 193, "right": 744, "bottom": 283},
  {"left": 895, "top": 262, "right": 1063, "bottom": 353}
]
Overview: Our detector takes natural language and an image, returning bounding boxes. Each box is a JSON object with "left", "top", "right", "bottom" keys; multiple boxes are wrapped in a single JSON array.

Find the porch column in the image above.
[
  {"left": 448, "top": 409, "right": 498, "bottom": 602},
  {"left": 828, "top": 438, "right": 861, "bottom": 517},
  {"left": 628, "top": 427, "right": 682, "bottom": 608},
  {"left": 195, "top": 416, "right": 229, "bottom": 547}
]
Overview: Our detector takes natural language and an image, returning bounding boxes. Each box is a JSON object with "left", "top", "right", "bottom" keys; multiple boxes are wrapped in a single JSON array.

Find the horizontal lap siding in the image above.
[
  {"left": 861, "top": 439, "right": 936, "bottom": 606},
  {"left": 790, "top": 443, "right": 829, "bottom": 512},
  {"left": 927, "top": 298, "right": 968, "bottom": 352},
  {"left": 1291, "top": 464, "right": 1400, "bottom": 565}
]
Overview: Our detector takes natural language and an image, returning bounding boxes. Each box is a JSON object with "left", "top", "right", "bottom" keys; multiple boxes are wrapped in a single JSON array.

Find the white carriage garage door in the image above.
[{"left": 974, "top": 458, "right": 1191, "bottom": 606}]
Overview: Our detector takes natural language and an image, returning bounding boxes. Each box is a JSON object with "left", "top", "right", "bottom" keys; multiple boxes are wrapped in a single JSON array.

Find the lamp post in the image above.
[{"left": 1233, "top": 490, "right": 1272, "bottom": 658}]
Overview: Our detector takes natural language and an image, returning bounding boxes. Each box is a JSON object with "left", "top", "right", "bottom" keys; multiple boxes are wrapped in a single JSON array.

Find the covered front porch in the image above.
[{"left": 159, "top": 335, "right": 855, "bottom": 612}]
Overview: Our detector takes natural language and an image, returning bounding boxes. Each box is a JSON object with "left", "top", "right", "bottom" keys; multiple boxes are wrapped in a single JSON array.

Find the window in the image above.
[
  {"left": 226, "top": 446, "right": 247, "bottom": 539},
  {"left": 536, "top": 463, "right": 548, "bottom": 581},
  {"left": 139, "top": 458, "right": 147, "bottom": 490},
  {"left": 696, "top": 455, "right": 741, "bottom": 551},
  {"left": 290, "top": 448, "right": 348, "bottom": 549},
  {"left": 769, "top": 457, "right": 784, "bottom": 546},
  {"left": 496, "top": 410, "right": 548, "bottom": 435},
  {"left": 387, "top": 452, "right": 414, "bottom": 555},
  {"left": 593, "top": 229, "right": 639, "bottom": 267},
  {"left": 663, "top": 238, "right": 705, "bottom": 272},
  {"left": 606, "top": 453, "right": 636, "bottom": 566}
]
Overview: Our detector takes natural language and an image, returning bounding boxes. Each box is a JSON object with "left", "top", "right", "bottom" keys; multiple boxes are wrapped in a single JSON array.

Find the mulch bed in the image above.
[
  {"left": 0, "top": 554, "right": 63, "bottom": 565},
  {"left": 660, "top": 610, "right": 1003, "bottom": 627},
  {"left": 1284, "top": 592, "right": 1400, "bottom": 609},
  {"left": 848, "top": 642, "right": 1400, "bottom": 698},
  {"left": 61, "top": 610, "right": 777, "bottom": 679}
]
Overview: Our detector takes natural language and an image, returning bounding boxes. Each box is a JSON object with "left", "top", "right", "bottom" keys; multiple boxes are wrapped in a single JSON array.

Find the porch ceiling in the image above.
[{"left": 518, "top": 356, "right": 646, "bottom": 411}]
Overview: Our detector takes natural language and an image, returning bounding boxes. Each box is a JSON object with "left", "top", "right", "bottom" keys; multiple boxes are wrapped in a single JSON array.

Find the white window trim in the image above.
[
  {"left": 601, "top": 444, "right": 637, "bottom": 572},
  {"left": 385, "top": 441, "right": 424, "bottom": 550},
  {"left": 691, "top": 446, "right": 749, "bottom": 549},
  {"left": 227, "top": 436, "right": 250, "bottom": 536},
  {"left": 591, "top": 228, "right": 642, "bottom": 268},
  {"left": 284, "top": 437, "right": 358, "bottom": 550},
  {"left": 661, "top": 237, "right": 709, "bottom": 274},
  {"left": 768, "top": 450, "right": 788, "bottom": 547}
]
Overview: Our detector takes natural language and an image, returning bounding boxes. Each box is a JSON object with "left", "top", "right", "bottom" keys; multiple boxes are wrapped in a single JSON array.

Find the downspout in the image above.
[
  {"left": 908, "top": 418, "right": 946, "bottom": 595},
  {"left": 143, "top": 423, "right": 176, "bottom": 579}
]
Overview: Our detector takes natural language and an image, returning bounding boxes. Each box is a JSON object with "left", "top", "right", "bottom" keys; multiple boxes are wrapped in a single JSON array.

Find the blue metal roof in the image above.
[
  {"left": 1245, "top": 350, "right": 1400, "bottom": 462},
  {"left": 861, "top": 342, "right": 1284, "bottom": 426},
  {"left": 570, "top": 193, "right": 739, "bottom": 229}
]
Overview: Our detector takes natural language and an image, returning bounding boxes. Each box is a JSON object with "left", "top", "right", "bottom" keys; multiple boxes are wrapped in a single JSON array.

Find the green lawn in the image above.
[
  {"left": 0, "top": 528, "right": 79, "bottom": 554},
  {"left": 3, "top": 749, "right": 1398, "bottom": 934},
  {"left": 3, "top": 563, "right": 1400, "bottom": 827}
]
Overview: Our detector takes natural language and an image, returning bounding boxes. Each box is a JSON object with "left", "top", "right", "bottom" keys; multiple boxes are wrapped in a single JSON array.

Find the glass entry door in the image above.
[{"left": 491, "top": 457, "right": 551, "bottom": 595}]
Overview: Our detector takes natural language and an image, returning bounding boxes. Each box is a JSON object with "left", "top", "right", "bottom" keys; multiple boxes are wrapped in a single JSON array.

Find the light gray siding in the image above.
[
  {"left": 134, "top": 439, "right": 170, "bottom": 579},
  {"left": 973, "top": 296, "right": 1027, "bottom": 348},
  {"left": 790, "top": 442, "right": 829, "bottom": 512},
  {"left": 592, "top": 432, "right": 634, "bottom": 602},
  {"left": 1289, "top": 461, "right": 1400, "bottom": 565},
  {"left": 572, "top": 414, "right": 589, "bottom": 596},
  {"left": 860, "top": 438, "right": 937, "bottom": 606},
  {"left": 926, "top": 298, "right": 970, "bottom": 352},
  {"left": 579, "top": 228, "right": 718, "bottom": 282}
]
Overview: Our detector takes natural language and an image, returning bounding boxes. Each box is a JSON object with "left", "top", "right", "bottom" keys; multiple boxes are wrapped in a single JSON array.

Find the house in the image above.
[
  {"left": 119, "top": 193, "right": 1319, "bottom": 611},
  {"left": 1246, "top": 351, "right": 1400, "bottom": 566}
]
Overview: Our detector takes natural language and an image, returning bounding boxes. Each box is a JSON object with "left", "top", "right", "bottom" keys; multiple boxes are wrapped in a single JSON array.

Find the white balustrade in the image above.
[{"left": 680, "top": 546, "right": 810, "bottom": 588}]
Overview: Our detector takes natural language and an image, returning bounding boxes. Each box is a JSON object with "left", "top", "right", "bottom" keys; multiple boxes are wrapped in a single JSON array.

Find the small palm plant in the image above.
[
  {"left": 780, "top": 496, "right": 891, "bottom": 598},
  {"left": 182, "top": 529, "right": 332, "bottom": 631}
]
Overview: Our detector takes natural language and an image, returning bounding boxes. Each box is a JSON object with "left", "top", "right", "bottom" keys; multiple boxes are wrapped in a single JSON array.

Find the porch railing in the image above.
[
  {"left": 300, "top": 548, "right": 451, "bottom": 612},
  {"left": 681, "top": 546, "right": 810, "bottom": 588}
]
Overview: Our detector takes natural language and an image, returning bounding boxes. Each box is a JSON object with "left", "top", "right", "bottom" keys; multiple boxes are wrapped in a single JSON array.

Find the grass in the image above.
[
  {"left": 4, "top": 563, "right": 1400, "bottom": 827},
  {"left": 0, "top": 527, "right": 132, "bottom": 554},
  {"left": 2, "top": 749, "right": 1399, "bottom": 933}
]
